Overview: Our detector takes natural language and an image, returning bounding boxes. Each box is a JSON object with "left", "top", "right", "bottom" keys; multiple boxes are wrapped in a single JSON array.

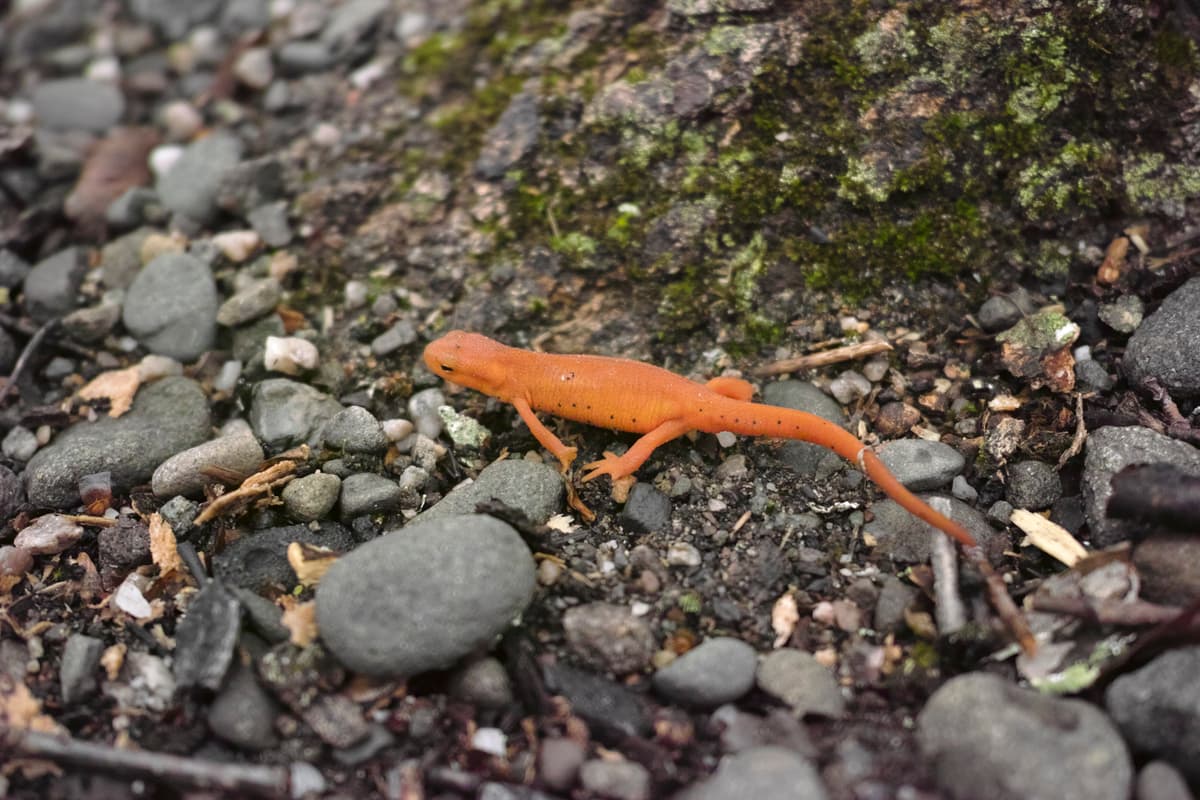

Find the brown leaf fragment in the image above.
[
  {"left": 77, "top": 366, "right": 142, "bottom": 418},
  {"left": 0, "top": 675, "right": 65, "bottom": 737},
  {"left": 100, "top": 643, "right": 126, "bottom": 681},
  {"left": 279, "top": 597, "right": 318, "bottom": 647},
  {"left": 63, "top": 127, "right": 158, "bottom": 234},
  {"left": 286, "top": 542, "right": 337, "bottom": 588},
  {"left": 148, "top": 513, "right": 183, "bottom": 577},
  {"left": 1096, "top": 235, "right": 1130, "bottom": 285}
]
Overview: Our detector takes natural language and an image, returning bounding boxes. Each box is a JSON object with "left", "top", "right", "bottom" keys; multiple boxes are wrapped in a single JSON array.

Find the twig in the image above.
[
  {"left": 1029, "top": 596, "right": 1182, "bottom": 626},
  {"left": 1056, "top": 393, "right": 1087, "bottom": 469},
  {"left": 929, "top": 498, "right": 965, "bottom": 637},
  {"left": 12, "top": 731, "right": 289, "bottom": 796},
  {"left": 0, "top": 312, "right": 93, "bottom": 359},
  {"left": 0, "top": 318, "right": 58, "bottom": 405},
  {"left": 1010, "top": 508, "right": 1088, "bottom": 567},
  {"left": 752, "top": 340, "right": 893, "bottom": 377}
]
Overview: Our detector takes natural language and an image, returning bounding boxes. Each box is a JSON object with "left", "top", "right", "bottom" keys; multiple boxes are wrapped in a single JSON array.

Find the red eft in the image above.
[{"left": 423, "top": 330, "right": 978, "bottom": 549}]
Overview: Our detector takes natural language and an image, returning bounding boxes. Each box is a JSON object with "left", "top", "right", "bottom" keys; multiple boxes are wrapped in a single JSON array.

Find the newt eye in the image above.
[{"left": 440, "top": 364, "right": 454, "bottom": 372}]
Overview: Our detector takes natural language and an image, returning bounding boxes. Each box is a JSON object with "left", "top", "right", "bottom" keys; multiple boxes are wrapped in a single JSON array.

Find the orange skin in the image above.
[{"left": 424, "top": 330, "right": 977, "bottom": 549}]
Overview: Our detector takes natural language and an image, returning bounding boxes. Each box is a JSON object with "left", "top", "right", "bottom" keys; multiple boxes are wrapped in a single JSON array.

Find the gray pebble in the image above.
[
  {"left": 579, "top": 759, "right": 650, "bottom": 800},
  {"left": 410, "top": 434, "right": 441, "bottom": 472},
  {"left": 755, "top": 649, "right": 845, "bottom": 718},
  {"left": 865, "top": 495, "right": 1001, "bottom": 564},
  {"left": 371, "top": 319, "right": 418, "bottom": 356},
  {"left": 281, "top": 472, "right": 341, "bottom": 522},
  {"left": 247, "top": 201, "right": 292, "bottom": 247},
  {"left": 873, "top": 575, "right": 919, "bottom": 633},
  {"left": 151, "top": 434, "right": 264, "bottom": 498},
  {"left": 448, "top": 657, "right": 514, "bottom": 709},
  {"left": 3, "top": 426, "right": 39, "bottom": 462},
  {"left": 1135, "top": 762, "right": 1193, "bottom": 800},
  {"left": 98, "top": 228, "right": 152, "bottom": 290},
  {"left": 977, "top": 288, "right": 1037, "bottom": 333},
  {"left": 233, "top": 46, "right": 274, "bottom": 90},
  {"left": 1124, "top": 276, "right": 1200, "bottom": 398},
  {"left": 32, "top": 78, "right": 124, "bottom": 132},
  {"left": 876, "top": 439, "right": 965, "bottom": 490},
  {"left": 986, "top": 499, "right": 1014, "bottom": 526},
  {"left": 563, "top": 603, "right": 655, "bottom": 676},
  {"left": 60, "top": 634, "right": 104, "bottom": 704},
  {"left": 1006, "top": 460, "right": 1062, "bottom": 510},
  {"left": 216, "top": 277, "right": 281, "bottom": 327},
  {"left": 828, "top": 369, "right": 871, "bottom": 405},
  {"left": 1106, "top": 646, "right": 1200, "bottom": 784},
  {"left": 417, "top": 459, "right": 563, "bottom": 525},
  {"left": 475, "top": 89, "right": 541, "bottom": 179},
  {"left": 919, "top": 672, "right": 1131, "bottom": 800},
  {"left": 653, "top": 637, "right": 757, "bottom": 708},
  {"left": 106, "top": 187, "right": 164, "bottom": 231},
  {"left": 1075, "top": 357, "right": 1115, "bottom": 391},
  {"left": 248, "top": 378, "right": 344, "bottom": 448},
  {"left": 1098, "top": 294, "right": 1144, "bottom": 333},
  {"left": 620, "top": 483, "right": 672, "bottom": 534},
  {"left": 0, "top": 249, "right": 31, "bottom": 289},
  {"left": 316, "top": 514, "right": 536, "bottom": 677},
  {"left": 407, "top": 387, "right": 445, "bottom": 439},
  {"left": 761, "top": 380, "right": 846, "bottom": 477},
  {"left": 62, "top": 302, "right": 122, "bottom": 343},
  {"left": 321, "top": 0, "right": 389, "bottom": 50},
  {"left": 122, "top": 252, "right": 219, "bottom": 361},
  {"left": 540, "top": 736, "right": 586, "bottom": 793},
  {"left": 339, "top": 473, "right": 403, "bottom": 519},
  {"left": 157, "top": 132, "right": 244, "bottom": 225},
  {"left": 25, "top": 377, "right": 211, "bottom": 509},
  {"left": 173, "top": 580, "right": 242, "bottom": 691},
  {"left": 1083, "top": 426, "right": 1200, "bottom": 546},
  {"left": 207, "top": 661, "right": 279, "bottom": 751},
  {"left": 158, "top": 495, "right": 200, "bottom": 540},
  {"left": 950, "top": 474, "right": 977, "bottom": 503},
  {"left": 396, "top": 465, "right": 429, "bottom": 508},
  {"left": 24, "top": 246, "right": 88, "bottom": 322},
  {"left": 676, "top": 746, "right": 827, "bottom": 800},
  {"left": 213, "top": 521, "right": 355, "bottom": 591},
  {"left": 278, "top": 40, "right": 334, "bottom": 74},
  {"left": 321, "top": 405, "right": 387, "bottom": 453},
  {"left": 228, "top": 586, "right": 289, "bottom": 643}
]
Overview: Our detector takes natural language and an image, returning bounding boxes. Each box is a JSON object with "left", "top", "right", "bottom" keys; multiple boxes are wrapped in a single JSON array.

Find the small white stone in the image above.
[
  {"left": 160, "top": 100, "right": 203, "bottom": 142},
  {"left": 715, "top": 431, "right": 737, "bottom": 448},
  {"left": 312, "top": 123, "right": 340, "bottom": 147},
  {"left": 666, "top": 541, "right": 702, "bottom": 568},
  {"left": 85, "top": 56, "right": 122, "bottom": 84},
  {"left": 212, "top": 230, "right": 262, "bottom": 263},
  {"left": 263, "top": 336, "right": 319, "bottom": 375},
  {"left": 6, "top": 98, "right": 34, "bottom": 125},
  {"left": 470, "top": 727, "right": 507, "bottom": 757},
  {"left": 344, "top": 280, "right": 368, "bottom": 309},
  {"left": 381, "top": 418, "right": 415, "bottom": 442},
  {"left": 149, "top": 144, "right": 185, "bottom": 179},
  {"left": 114, "top": 575, "right": 153, "bottom": 619},
  {"left": 213, "top": 360, "right": 243, "bottom": 393},
  {"left": 234, "top": 47, "right": 274, "bottom": 90}
]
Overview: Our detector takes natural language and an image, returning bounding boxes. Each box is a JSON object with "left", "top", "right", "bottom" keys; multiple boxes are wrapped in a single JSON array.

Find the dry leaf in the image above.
[
  {"left": 100, "top": 643, "right": 127, "bottom": 681},
  {"left": 287, "top": 542, "right": 337, "bottom": 588},
  {"left": 544, "top": 514, "right": 577, "bottom": 533},
  {"left": 148, "top": 513, "right": 183, "bottom": 577},
  {"left": 1011, "top": 508, "right": 1088, "bottom": 567},
  {"left": 78, "top": 366, "right": 142, "bottom": 418},
  {"left": 771, "top": 592, "right": 800, "bottom": 648},
  {"left": 0, "top": 675, "right": 64, "bottom": 735},
  {"left": 1096, "top": 235, "right": 1130, "bottom": 284},
  {"left": 279, "top": 597, "right": 318, "bottom": 646}
]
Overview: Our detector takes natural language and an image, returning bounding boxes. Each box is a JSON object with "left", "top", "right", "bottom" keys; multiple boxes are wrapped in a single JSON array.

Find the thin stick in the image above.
[
  {"left": 930, "top": 502, "right": 965, "bottom": 637},
  {"left": 1029, "top": 596, "right": 1182, "bottom": 626},
  {"left": 0, "top": 318, "right": 58, "bottom": 405},
  {"left": 13, "top": 731, "right": 289, "bottom": 796},
  {"left": 752, "top": 340, "right": 893, "bottom": 377}
]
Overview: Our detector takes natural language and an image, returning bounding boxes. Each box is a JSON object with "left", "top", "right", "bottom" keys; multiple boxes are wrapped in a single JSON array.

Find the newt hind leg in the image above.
[
  {"left": 580, "top": 419, "right": 692, "bottom": 483},
  {"left": 706, "top": 376, "right": 755, "bottom": 402}
]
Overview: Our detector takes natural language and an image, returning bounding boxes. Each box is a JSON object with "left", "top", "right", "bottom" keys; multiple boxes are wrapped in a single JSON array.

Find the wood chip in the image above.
[
  {"left": 279, "top": 598, "right": 318, "bottom": 647},
  {"left": 286, "top": 542, "right": 337, "bottom": 588},
  {"left": 148, "top": 513, "right": 182, "bottom": 577},
  {"left": 753, "top": 339, "right": 894, "bottom": 377},
  {"left": 771, "top": 592, "right": 799, "bottom": 648},
  {"left": 1011, "top": 508, "right": 1088, "bottom": 567}
]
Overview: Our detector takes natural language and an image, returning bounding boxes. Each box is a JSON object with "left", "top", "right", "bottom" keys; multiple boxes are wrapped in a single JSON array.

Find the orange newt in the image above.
[{"left": 423, "top": 330, "right": 977, "bottom": 549}]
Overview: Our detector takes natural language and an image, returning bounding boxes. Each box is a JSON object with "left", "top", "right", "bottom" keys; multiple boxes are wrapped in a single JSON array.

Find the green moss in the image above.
[
  {"left": 1123, "top": 151, "right": 1200, "bottom": 217},
  {"left": 1014, "top": 139, "right": 1114, "bottom": 220},
  {"left": 550, "top": 231, "right": 598, "bottom": 264}
]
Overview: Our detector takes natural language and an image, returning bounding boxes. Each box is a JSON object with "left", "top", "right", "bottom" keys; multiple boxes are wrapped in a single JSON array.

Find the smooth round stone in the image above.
[
  {"left": 121, "top": 252, "right": 219, "bottom": 361},
  {"left": 755, "top": 649, "right": 845, "bottom": 718},
  {"left": 281, "top": 472, "right": 341, "bottom": 522},
  {"left": 316, "top": 514, "right": 535, "bottom": 677},
  {"left": 151, "top": 434, "right": 264, "bottom": 498},
  {"left": 652, "top": 637, "right": 757, "bottom": 708},
  {"left": 876, "top": 439, "right": 965, "bottom": 491}
]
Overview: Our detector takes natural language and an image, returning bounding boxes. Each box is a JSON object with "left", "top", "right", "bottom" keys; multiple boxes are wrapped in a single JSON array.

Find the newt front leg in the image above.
[{"left": 511, "top": 397, "right": 577, "bottom": 473}]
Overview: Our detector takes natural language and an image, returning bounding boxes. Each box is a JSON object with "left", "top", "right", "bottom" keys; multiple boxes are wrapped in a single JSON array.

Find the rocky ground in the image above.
[{"left": 1, "top": 1, "right": 1200, "bottom": 799}]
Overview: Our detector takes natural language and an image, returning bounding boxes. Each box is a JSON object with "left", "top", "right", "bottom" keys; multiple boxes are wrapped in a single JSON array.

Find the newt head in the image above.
[{"left": 423, "top": 330, "right": 510, "bottom": 396}]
